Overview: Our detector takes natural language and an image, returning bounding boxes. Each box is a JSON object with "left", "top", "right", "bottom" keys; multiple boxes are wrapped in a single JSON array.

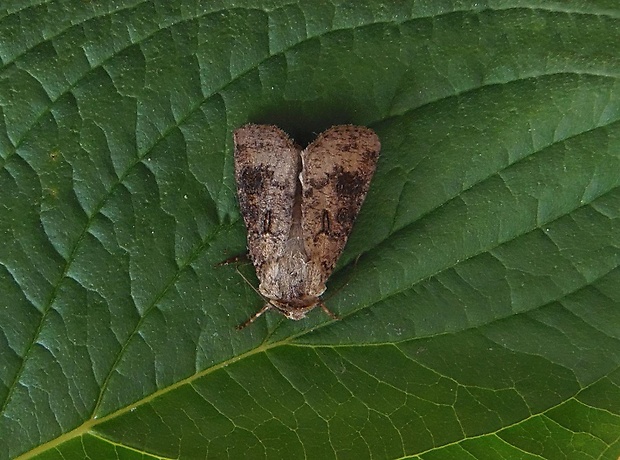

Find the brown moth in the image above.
[{"left": 233, "top": 124, "right": 381, "bottom": 328}]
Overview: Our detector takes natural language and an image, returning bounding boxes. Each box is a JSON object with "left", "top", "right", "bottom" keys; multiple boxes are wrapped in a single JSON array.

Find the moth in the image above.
[{"left": 233, "top": 124, "right": 381, "bottom": 328}]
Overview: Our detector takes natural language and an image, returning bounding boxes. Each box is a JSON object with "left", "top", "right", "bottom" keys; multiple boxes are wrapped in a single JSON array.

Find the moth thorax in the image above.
[
  {"left": 259, "top": 247, "right": 325, "bottom": 299},
  {"left": 258, "top": 273, "right": 325, "bottom": 304}
]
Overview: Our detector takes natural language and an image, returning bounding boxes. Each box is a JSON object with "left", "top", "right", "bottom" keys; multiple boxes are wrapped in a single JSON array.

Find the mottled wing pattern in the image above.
[
  {"left": 233, "top": 124, "right": 300, "bottom": 277},
  {"left": 300, "top": 125, "right": 381, "bottom": 284}
]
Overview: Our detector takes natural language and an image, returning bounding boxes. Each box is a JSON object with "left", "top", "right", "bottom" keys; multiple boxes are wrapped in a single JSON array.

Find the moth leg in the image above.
[
  {"left": 323, "top": 254, "right": 363, "bottom": 302},
  {"left": 319, "top": 302, "right": 340, "bottom": 321},
  {"left": 215, "top": 252, "right": 250, "bottom": 267},
  {"left": 236, "top": 304, "right": 271, "bottom": 330},
  {"left": 232, "top": 267, "right": 275, "bottom": 330}
]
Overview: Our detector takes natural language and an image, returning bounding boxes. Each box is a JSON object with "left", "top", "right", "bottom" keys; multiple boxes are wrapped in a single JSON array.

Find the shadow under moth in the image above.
[{"left": 233, "top": 124, "right": 381, "bottom": 329}]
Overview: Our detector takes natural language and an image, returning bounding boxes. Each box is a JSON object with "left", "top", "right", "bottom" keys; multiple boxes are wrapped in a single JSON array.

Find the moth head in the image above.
[{"left": 270, "top": 298, "right": 318, "bottom": 320}]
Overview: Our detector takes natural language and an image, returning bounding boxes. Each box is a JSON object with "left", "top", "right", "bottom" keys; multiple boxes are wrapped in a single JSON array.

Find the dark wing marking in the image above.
[{"left": 300, "top": 125, "right": 380, "bottom": 284}]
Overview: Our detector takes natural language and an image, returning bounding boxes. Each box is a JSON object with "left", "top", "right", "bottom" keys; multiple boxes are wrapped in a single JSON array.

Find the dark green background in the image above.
[{"left": 1, "top": 1, "right": 619, "bottom": 459}]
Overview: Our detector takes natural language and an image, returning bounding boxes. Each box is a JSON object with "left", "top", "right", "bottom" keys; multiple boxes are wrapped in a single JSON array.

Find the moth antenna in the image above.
[
  {"left": 236, "top": 304, "right": 271, "bottom": 330},
  {"left": 234, "top": 266, "right": 276, "bottom": 330},
  {"left": 319, "top": 301, "right": 340, "bottom": 321},
  {"left": 235, "top": 266, "right": 264, "bottom": 299}
]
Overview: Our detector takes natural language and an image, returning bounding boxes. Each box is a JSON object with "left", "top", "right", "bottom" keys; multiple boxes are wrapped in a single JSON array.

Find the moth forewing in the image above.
[
  {"left": 233, "top": 124, "right": 381, "bottom": 328},
  {"left": 300, "top": 125, "right": 381, "bottom": 285}
]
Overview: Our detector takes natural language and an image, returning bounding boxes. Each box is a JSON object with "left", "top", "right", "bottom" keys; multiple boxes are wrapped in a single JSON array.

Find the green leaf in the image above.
[{"left": 1, "top": 1, "right": 619, "bottom": 459}]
